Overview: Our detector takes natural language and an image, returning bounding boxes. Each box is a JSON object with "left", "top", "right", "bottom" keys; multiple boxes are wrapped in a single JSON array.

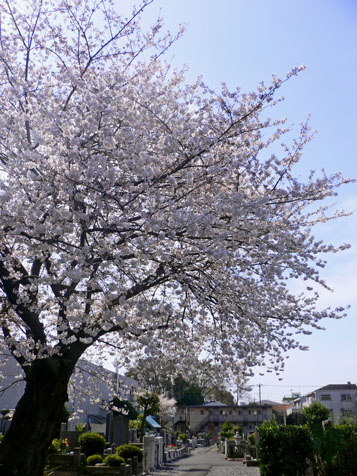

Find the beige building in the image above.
[{"left": 174, "top": 400, "right": 273, "bottom": 436}]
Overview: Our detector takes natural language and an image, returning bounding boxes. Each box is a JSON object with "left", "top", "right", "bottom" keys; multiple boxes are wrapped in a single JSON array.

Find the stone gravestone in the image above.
[
  {"left": 59, "top": 430, "right": 83, "bottom": 450},
  {"left": 106, "top": 412, "right": 129, "bottom": 447}
]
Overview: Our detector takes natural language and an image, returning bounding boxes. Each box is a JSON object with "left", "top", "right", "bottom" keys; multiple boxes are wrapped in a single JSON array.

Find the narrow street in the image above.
[{"left": 147, "top": 445, "right": 260, "bottom": 476}]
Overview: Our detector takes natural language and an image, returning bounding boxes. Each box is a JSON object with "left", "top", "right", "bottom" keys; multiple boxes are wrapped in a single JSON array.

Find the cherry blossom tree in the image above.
[
  {"left": 0, "top": 0, "right": 351, "bottom": 474},
  {"left": 158, "top": 394, "right": 176, "bottom": 425},
  {"left": 127, "top": 353, "right": 233, "bottom": 402}
]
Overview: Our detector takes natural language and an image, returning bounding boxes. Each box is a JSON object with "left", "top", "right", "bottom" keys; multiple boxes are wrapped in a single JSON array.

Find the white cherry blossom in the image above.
[{"left": 0, "top": 1, "right": 352, "bottom": 475}]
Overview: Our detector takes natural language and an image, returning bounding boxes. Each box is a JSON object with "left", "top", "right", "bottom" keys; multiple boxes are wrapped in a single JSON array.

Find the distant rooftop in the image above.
[
  {"left": 185, "top": 400, "right": 273, "bottom": 408},
  {"left": 261, "top": 399, "right": 281, "bottom": 406},
  {"left": 316, "top": 384, "right": 357, "bottom": 391},
  {"left": 297, "top": 383, "right": 357, "bottom": 398},
  {"left": 193, "top": 400, "right": 229, "bottom": 408}
]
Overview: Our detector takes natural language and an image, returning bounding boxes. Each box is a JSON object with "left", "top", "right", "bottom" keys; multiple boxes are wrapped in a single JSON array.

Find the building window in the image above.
[
  {"left": 341, "top": 394, "right": 352, "bottom": 401},
  {"left": 201, "top": 410, "right": 204, "bottom": 415},
  {"left": 248, "top": 410, "right": 251, "bottom": 415},
  {"left": 258, "top": 410, "right": 261, "bottom": 415},
  {"left": 320, "top": 394, "right": 331, "bottom": 401}
]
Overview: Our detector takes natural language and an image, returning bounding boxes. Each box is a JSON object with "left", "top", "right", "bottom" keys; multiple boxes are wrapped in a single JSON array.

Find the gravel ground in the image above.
[{"left": 147, "top": 446, "right": 260, "bottom": 476}]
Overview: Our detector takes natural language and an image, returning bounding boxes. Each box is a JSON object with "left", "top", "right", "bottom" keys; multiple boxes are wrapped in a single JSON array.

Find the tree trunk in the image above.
[{"left": 0, "top": 356, "right": 75, "bottom": 476}]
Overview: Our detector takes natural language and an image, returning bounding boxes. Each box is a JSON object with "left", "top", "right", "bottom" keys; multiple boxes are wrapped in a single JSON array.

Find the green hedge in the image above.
[
  {"left": 258, "top": 422, "right": 313, "bottom": 476},
  {"left": 78, "top": 432, "right": 106, "bottom": 457},
  {"left": 258, "top": 421, "right": 357, "bottom": 476},
  {"left": 116, "top": 444, "right": 143, "bottom": 462},
  {"left": 322, "top": 424, "right": 357, "bottom": 476},
  {"left": 103, "top": 454, "right": 125, "bottom": 467},
  {"left": 87, "top": 454, "right": 103, "bottom": 466}
]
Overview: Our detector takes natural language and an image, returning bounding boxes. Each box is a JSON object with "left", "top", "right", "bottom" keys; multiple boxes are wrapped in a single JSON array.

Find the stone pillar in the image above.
[
  {"left": 132, "top": 455, "right": 138, "bottom": 475},
  {"left": 155, "top": 436, "right": 164, "bottom": 467},
  {"left": 225, "top": 438, "right": 228, "bottom": 458},
  {"left": 126, "top": 459, "right": 132, "bottom": 476},
  {"left": 143, "top": 435, "right": 155, "bottom": 472},
  {"left": 119, "top": 462, "right": 126, "bottom": 476},
  {"left": 73, "top": 447, "right": 86, "bottom": 466}
]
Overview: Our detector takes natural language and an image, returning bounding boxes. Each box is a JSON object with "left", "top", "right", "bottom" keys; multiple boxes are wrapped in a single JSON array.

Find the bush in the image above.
[
  {"left": 103, "top": 454, "right": 125, "bottom": 467},
  {"left": 87, "top": 454, "right": 103, "bottom": 466},
  {"left": 116, "top": 444, "right": 143, "bottom": 462},
  {"left": 218, "top": 421, "right": 240, "bottom": 441},
  {"left": 302, "top": 401, "right": 331, "bottom": 434},
  {"left": 177, "top": 432, "right": 188, "bottom": 442},
  {"left": 78, "top": 432, "right": 106, "bottom": 457},
  {"left": 258, "top": 421, "right": 313, "bottom": 476},
  {"left": 75, "top": 422, "right": 85, "bottom": 432},
  {"left": 48, "top": 438, "right": 61, "bottom": 454},
  {"left": 322, "top": 424, "right": 357, "bottom": 476},
  {"left": 129, "top": 415, "right": 142, "bottom": 430},
  {"left": 248, "top": 433, "right": 256, "bottom": 446}
]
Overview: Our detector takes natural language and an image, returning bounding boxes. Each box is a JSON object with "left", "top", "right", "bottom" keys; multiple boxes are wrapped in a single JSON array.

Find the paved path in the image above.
[{"left": 147, "top": 446, "right": 260, "bottom": 476}]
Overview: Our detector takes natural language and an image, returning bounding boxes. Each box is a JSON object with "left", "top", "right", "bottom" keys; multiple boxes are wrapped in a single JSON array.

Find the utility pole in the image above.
[{"left": 258, "top": 384, "right": 262, "bottom": 405}]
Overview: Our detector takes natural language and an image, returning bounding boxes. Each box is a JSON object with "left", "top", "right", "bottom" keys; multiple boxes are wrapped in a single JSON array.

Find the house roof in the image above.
[
  {"left": 146, "top": 415, "right": 161, "bottom": 429},
  {"left": 178, "top": 399, "right": 274, "bottom": 409},
  {"left": 317, "top": 384, "right": 357, "bottom": 391},
  {"left": 261, "top": 399, "right": 281, "bottom": 406},
  {"left": 302, "top": 383, "right": 357, "bottom": 397},
  {"left": 190, "top": 401, "right": 229, "bottom": 408}
]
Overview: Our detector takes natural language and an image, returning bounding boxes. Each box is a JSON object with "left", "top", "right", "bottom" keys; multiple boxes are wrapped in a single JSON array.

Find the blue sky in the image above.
[{"left": 137, "top": 0, "right": 357, "bottom": 402}]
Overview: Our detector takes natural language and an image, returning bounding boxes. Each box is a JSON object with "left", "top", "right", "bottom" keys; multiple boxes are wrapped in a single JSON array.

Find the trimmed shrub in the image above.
[
  {"left": 218, "top": 421, "right": 240, "bottom": 442},
  {"left": 323, "top": 424, "right": 357, "bottom": 476},
  {"left": 78, "top": 432, "right": 106, "bottom": 457},
  {"left": 87, "top": 454, "right": 103, "bottom": 466},
  {"left": 258, "top": 421, "right": 313, "bottom": 476},
  {"left": 116, "top": 444, "right": 143, "bottom": 462},
  {"left": 103, "top": 454, "right": 125, "bottom": 467}
]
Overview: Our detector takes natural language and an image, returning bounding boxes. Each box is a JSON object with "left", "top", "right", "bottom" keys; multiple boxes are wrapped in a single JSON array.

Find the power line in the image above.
[{"left": 248, "top": 384, "right": 326, "bottom": 388}]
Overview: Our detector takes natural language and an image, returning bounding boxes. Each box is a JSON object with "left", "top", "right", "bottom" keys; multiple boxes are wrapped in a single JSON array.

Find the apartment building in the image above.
[
  {"left": 174, "top": 400, "right": 273, "bottom": 436},
  {"left": 292, "top": 383, "right": 357, "bottom": 424}
]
